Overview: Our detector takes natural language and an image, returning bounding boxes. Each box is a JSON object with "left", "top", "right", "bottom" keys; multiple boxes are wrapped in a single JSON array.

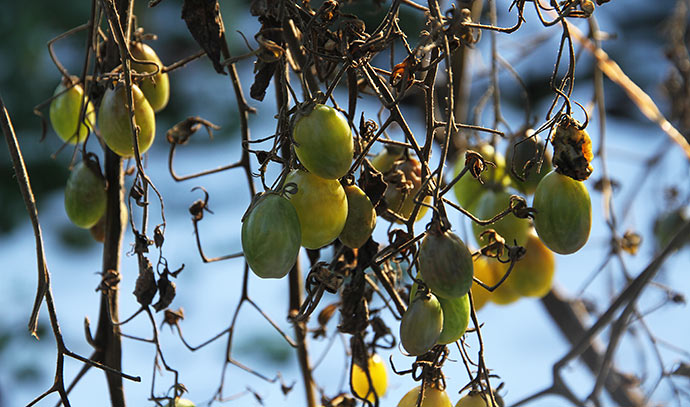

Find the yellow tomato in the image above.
[
  {"left": 472, "top": 257, "right": 520, "bottom": 306},
  {"left": 351, "top": 354, "right": 388, "bottom": 402},
  {"left": 509, "top": 231, "right": 555, "bottom": 297},
  {"left": 398, "top": 385, "right": 452, "bottom": 407}
]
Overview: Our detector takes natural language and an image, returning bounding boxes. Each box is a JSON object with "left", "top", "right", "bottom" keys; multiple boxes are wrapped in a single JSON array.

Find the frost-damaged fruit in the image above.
[
  {"left": 419, "top": 228, "right": 474, "bottom": 299},
  {"left": 455, "top": 390, "right": 502, "bottom": 407},
  {"left": 533, "top": 170, "right": 591, "bottom": 254},
  {"left": 131, "top": 41, "right": 170, "bottom": 112},
  {"left": 351, "top": 354, "right": 388, "bottom": 402},
  {"left": 241, "top": 193, "right": 301, "bottom": 279},
  {"left": 98, "top": 81, "right": 156, "bottom": 158},
  {"left": 411, "top": 278, "right": 470, "bottom": 344},
  {"left": 505, "top": 134, "right": 552, "bottom": 195},
  {"left": 550, "top": 116, "right": 593, "bottom": 181},
  {"left": 472, "top": 190, "right": 531, "bottom": 247},
  {"left": 339, "top": 184, "right": 376, "bottom": 249},
  {"left": 292, "top": 104, "right": 354, "bottom": 180},
  {"left": 49, "top": 77, "right": 95, "bottom": 144},
  {"left": 473, "top": 256, "right": 520, "bottom": 306},
  {"left": 286, "top": 169, "right": 348, "bottom": 249},
  {"left": 382, "top": 157, "right": 432, "bottom": 223},
  {"left": 398, "top": 384, "right": 452, "bottom": 407},
  {"left": 64, "top": 161, "right": 106, "bottom": 229},
  {"left": 453, "top": 144, "right": 510, "bottom": 210},
  {"left": 399, "top": 291, "right": 443, "bottom": 356},
  {"left": 510, "top": 231, "right": 555, "bottom": 297}
]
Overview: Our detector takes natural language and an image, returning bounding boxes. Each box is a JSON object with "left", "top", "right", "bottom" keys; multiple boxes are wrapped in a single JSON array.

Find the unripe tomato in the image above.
[
  {"left": 453, "top": 145, "right": 510, "bottom": 210},
  {"left": 49, "top": 78, "right": 95, "bottom": 144},
  {"left": 419, "top": 229, "right": 474, "bottom": 299},
  {"left": 382, "top": 157, "right": 431, "bottom": 223},
  {"left": 131, "top": 41, "right": 170, "bottom": 112},
  {"left": 241, "top": 193, "right": 301, "bottom": 279},
  {"left": 285, "top": 169, "right": 348, "bottom": 249},
  {"left": 509, "top": 232, "right": 555, "bottom": 297},
  {"left": 400, "top": 292, "right": 443, "bottom": 356},
  {"left": 371, "top": 145, "right": 405, "bottom": 174},
  {"left": 64, "top": 161, "right": 106, "bottom": 229},
  {"left": 292, "top": 104, "right": 353, "bottom": 180},
  {"left": 473, "top": 257, "right": 520, "bottom": 306},
  {"left": 339, "top": 184, "right": 377, "bottom": 249},
  {"left": 411, "top": 278, "right": 470, "bottom": 344},
  {"left": 98, "top": 82, "right": 155, "bottom": 158},
  {"left": 398, "top": 384, "right": 452, "bottom": 407},
  {"left": 472, "top": 190, "right": 531, "bottom": 247},
  {"left": 455, "top": 390, "right": 501, "bottom": 407},
  {"left": 653, "top": 207, "right": 690, "bottom": 251},
  {"left": 505, "top": 136, "right": 551, "bottom": 195},
  {"left": 470, "top": 256, "right": 493, "bottom": 311},
  {"left": 165, "top": 398, "right": 195, "bottom": 407},
  {"left": 351, "top": 353, "right": 388, "bottom": 402},
  {"left": 532, "top": 170, "right": 591, "bottom": 254}
]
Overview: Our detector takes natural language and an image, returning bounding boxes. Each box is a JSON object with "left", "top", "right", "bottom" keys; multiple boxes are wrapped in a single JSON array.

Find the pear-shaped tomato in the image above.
[
  {"left": 49, "top": 78, "right": 95, "bottom": 144},
  {"left": 411, "top": 278, "right": 470, "bottom": 344},
  {"left": 98, "top": 82, "right": 156, "bottom": 158},
  {"left": 400, "top": 292, "right": 443, "bottom": 356},
  {"left": 505, "top": 136, "right": 552, "bottom": 195},
  {"left": 382, "top": 157, "right": 431, "bottom": 223},
  {"left": 473, "top": 257, "right": 520, "bottom": 306},
  {"left": 285, "top": 169, "right": 348, "bottom": 249},
  {"left": 64, "top": 161, "right": 106, "bottom": 229},
  {"left": 532, "top": 170, "right": 591, "bottom": 254},
  {"left": 510, "top": 232, "right": 555, "bottom": 297},
  {"left": 241, "top": 193, "right": 301, "bottom": 279},
  {"left": 131, "top": 41, "right": 169, "bottom": 112},
  {"left": 455, "top": 390, "right": 501, "bottom": 407},
  {"left": 419, "top": 229, "right": 474, "bottom": 299},
  {"left": 472, "top": 190, "right": 531, "bottom": 247},
  {"left": 339, "top": 184, "right": 376, "bottom": 249},
  {"left": 351, "top": 354, "right": 388, "bottom": 402},
  {"left": 453, "top": 145, "right": 510, "bottom": 210},
  {"left": 398, "top": 384, "right": 452, "bottom": 407},
  {"left": 293, "top": 104, "right": 353, "bottom": 180}
]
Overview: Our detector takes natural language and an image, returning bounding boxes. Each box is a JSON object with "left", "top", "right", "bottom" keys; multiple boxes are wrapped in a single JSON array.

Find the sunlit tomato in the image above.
[
  {"left": 505, "top": 135, "right": 552, "bottom": 195},
  {"left": 285, "top": 169, "right": 348, "bottom": 249},
  {"left": 532, "top": 170, "right": 591, "bottom": 254},
  {"left": 411, "top": 278, "right": 470, "bottom": 344},
  {"left": 509, "top": 231, "right": 555, "bottom": 297},
  {"left": 166, "top": 398, "right": 195, "bottom": 407},
  {"left": 292, "top": 104, "right": 353, "bottom": 180},
  {"left": 339, "top": 184, "right": 376, "bottom": 249},
  {"left": 98, "top": 82, "right": 156, "bottom": 158},
  {"left": 653, "top": 207, "right": 690, "bottom": 251},
  {"left": 470, "top": 256, "right": 493, "bottom": 311},
  {"left": 64, "top": 161, "right": 106, "bottom": 229},
  {"left": 371, "top": 145, "right": 405, "bottom": 174},
  {"left": 398, "top": 384, "right": 452, "bottom": 407},
  {"left": 241, "top": 193, "right": 301, "bottom": 279},
  {"left": 471, "top": 190, "right": 531, "bottom": 247},
  {"left": 455, "top": 390, "right": 501, "bottom": 407},
  {"left": 453, "top": 144, "right": 510, "bottom": 210},
  {"left": 351, "top": 354, "right": 388, "bottom": 402},
  {"left": 382, "top": 157, "right": 431, "bottom": 223},
  {"left": 400, "top": 292, "right": 443, "bottom": 356},
  {"left": 473, "top": 257, "right": 520, "bottom": 306},
  {"left": 131, "top": 41, "right": 170, "bottom": 112},
  {"left": 49, "top": 78, "right": 95, "bottom": 144},
  {"left": 419, "top": 228, "right": 474, "bottom": 299}
]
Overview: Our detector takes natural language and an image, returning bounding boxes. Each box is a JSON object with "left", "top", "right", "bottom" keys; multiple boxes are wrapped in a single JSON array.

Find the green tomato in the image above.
[
  {"left": 131, "top": 41, "right": 170, "bottom": 112},
  {"left": 241, "top": 193, "right": 301, "bottom": 279},
  {"left": 453, "top": 145, "right": 509, "bottom": 210},
  {"left": 399, "top": 291, "right": 443, "bottom": 356},
  {"left": 509, "top": 231, "right": 555, "bottom": 297},
  {"left": 532, "top": 170, "right": 591, "bottom": 254},
  {"left": 339, "top": 184, "right": 376, "bottom": 249},
  {"left": 351, "top": 353, "right": 388, "bottom": 402},
  {"left": 285, "top": 169, "right": 348, "bottom": 249},
  {"left": 398, "top": 385, "right": 452, "bottom": 407},
  {"left": 371, "top": 145, "right": 405, "bottom": 174},
  {"left": 98, "top": 82, "right": 156, "bottom": 158},
  {"left": 411, "top": 278, "right": 470, "bottom": 344},
  {"left": 49, "top": 78, "right": 95, "bottom": 144},
  {"left": 472, "top": 190, "right": 531, "bottom": 247},
  {"left": 64, "top": 161, "right": 106, "bottom": 229},
  {"left": 419, "top": 229, "right": 474, "bottom": 299},
  {"left": 505, "top": 136, "right": 551, "bottom": 195},
  {"left": 293, "top": 104, "right": 353, "bottom": 180}
]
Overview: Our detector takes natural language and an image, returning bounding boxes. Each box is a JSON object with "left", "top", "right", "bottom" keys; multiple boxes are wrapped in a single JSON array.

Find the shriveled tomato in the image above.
[
  {"left": 98, "top": 81, "right": 156, "bottom": 158},
  {"left": 400, "top": 291, "right": 443, "bottom": 356},
  {"left": 398, "top": 384, "right": 452, "bottom": 407},
  {"left": 532, "top": 170, "right": 591, "bottom": 254},
  {"left": 293, "top": 104, "right": 353, "bottom": 180},
  {"left": 419, "top": 228, "right": 474, "bottom": 299},
  {"left": 285, "top": 169, "right": 348, "bottom": 249},
  {"left": 131, "top": 41, "right": 170, "bottom": 112},
  {"left": 339, "top": 184, "right": 376, "bottom": 249},
  {"left": 505, "top": 135, "right": 551, "bottom": 195},
  {"left": 382, "top": 157, "right": 431, "bottom": 223},
  {"left": 509, "top": 231, "right": 555, "bottom": 297},
  {"left": 453, "top": 144, "right": 510, "bottom": 210},
  {"left": 351, "top": 353, "right": 388, "bottom": 402},
  {"left": 455, "top": 390, "right": 501, "bottom": 407},
  {"left": 472, "top": 190, "right": 531, "bottom": 247},
  {"left": 411, "top": 278, "right": 470, "bottom": 344},
  {"left": 64, "top": 160, "right": 106, "bottom": 229},
  {"left": 241, "top": 193, "right": 301, "bottom": 279},
  {"left": 473, "top": 257, "right": 520, "bottom": 306},
  {"left": 550, "top": 116, "right": 593, "bottom": 181},
  {"left": 49, "top": 77, "right": 95, "bottom": 144}
]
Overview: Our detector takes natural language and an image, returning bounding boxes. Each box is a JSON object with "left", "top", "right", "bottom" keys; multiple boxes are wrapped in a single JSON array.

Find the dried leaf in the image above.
[{"left": 181, "top": 0, "right": 226, "bottom": 74}]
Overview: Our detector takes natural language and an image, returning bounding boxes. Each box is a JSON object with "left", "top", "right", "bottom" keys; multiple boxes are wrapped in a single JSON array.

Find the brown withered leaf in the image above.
[{"left": 181, "top": 0, "right": 226, "bottom": 74}]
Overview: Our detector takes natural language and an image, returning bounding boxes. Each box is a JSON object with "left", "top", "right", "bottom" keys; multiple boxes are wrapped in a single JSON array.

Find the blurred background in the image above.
[{"left": 1, "top": 0, "right": 689, "bottom": 406}]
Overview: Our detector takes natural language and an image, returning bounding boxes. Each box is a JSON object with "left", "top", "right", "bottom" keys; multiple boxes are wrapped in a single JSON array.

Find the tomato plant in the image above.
[
  {"left": 292, "top": 104, "right": 353, "bottom": 180},
  {"left": 351, "top": 353, "right": 388, "bottom": 402},
  {"left": 505, "top": 136, "right": 551, "bottom": 195},
  {"left": 419, "top": 228, "right": 474, "bottom": 299},
  {"left": 532, "top": 170, "right": 591, "bottom": 254},
  {"left": 131, "top": 41, "right": 170, "bottom": 113},
  {"left": 285, "top": 169, "right": 348, "bottom": 249},
  {"left": 453, "top": 144, "right": 510, "bottom": 210},
  {"left": 509, "top": 232, "right": 555, "bottom": 297},
  {"left": 398, "top": 384, "right": 452, "bottom": 407},
  {"left": 382, "top": 157, "right": 431, "bottom": 222},
  {"left": 241, "top": 193, "right": 301, "bottom": 279},
  {"left": 98, "top": 81, "right": 156, "bottom": 158},
  {"left": 64, "top": 160, "right": 106, "bottom": 229},
  {"left": 49, "top": 78, "right": 95, "bottom": 144},
  {"left": 411, "top": 278, "right": 470, "bottom": 344},
  {"left": 472, "top": 190, "right": 531, "bottom": 247},
  {"left": 400, "top": 291, "right": 443, "bottom": 356},
  {"left": 339, "top": 184, "right": 376, "bottom": 249}
]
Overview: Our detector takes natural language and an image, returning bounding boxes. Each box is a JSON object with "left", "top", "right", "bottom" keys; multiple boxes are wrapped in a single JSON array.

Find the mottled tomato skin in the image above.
[
  {"left": 419, "top": 229, "right": 474, "bottom": 299},
  {"left": 241, "top": 194, "right": 301, "bottom": 279},
  {"left": 64, "top": 161, "right": 106, "bottom": 229},
  {"left": 339, "top": 185, "right": 376, "bottom": 249},
  {"left": 351, "top": 354, "right": 388, "bottom": 402},
  {"left": 533, "top": 170, "right": 591, "bottom": 254},
  {"left": 49, "top": 79, "right": 95, "bottom": 144},
  {"left": 411, "top": 279, "right": 470, "bottom": 344},
  {"left": 293, "top": 104, "right": 353, "bottom": 180},
  {"left": 399, "top": 292, "right": 443, "bottom": 356},
  {"left": 131, "top": 41, "right": 169, "bottom": 112},
  {"left": 98, "top": 82, "right": 156, "bottom": 158},
  {"left": 472, "top": 190, "right": 531, "bottom": 247},
  {"left": 398, "top": 385, "right": 452, "bottom": 407},
  {"left": 453, "top": 144, "right": 510, "bottom": 210},
  {"left": 510, "top": 232, "right": 555, "bottom": 297},
  {"left": 285, "top": 169, "right": 348, "bottom": 249}
]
